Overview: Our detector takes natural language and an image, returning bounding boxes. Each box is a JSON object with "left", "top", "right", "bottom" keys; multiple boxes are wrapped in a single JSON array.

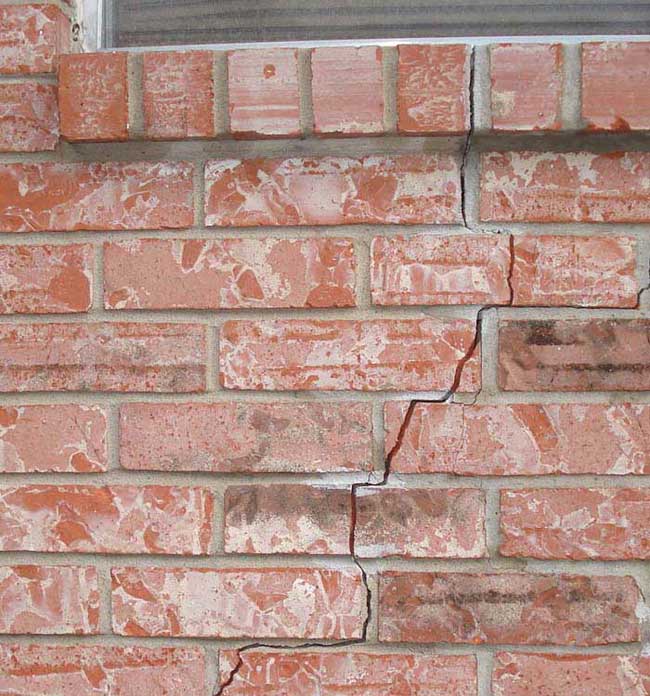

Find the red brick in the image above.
[
  {"left": 378, "top": 572, "right": 640, "bottom": 645},
  {"left": 0, "top": 485, "right": 213, "bottom": 555},
  {"left": 111, "top": 566, "right": 366, "bottom": 639},
  {"left": 205, "top": 154, "right": 461, "bottom": 227},
  {"left": 0, "top": 404, "right": 107, "bottom": 473},
  {"left": 218, "top": 650, "right": 477, "bottom": 695},
  {"left": 0, "top": 243, "right": 92, "bottom": 314},
  {"left": 224, "top": 484, "right": 350, "bottom": 555},
  {"left": 397, "top": 44, "right": 470, "bottom": 134},
  {"left": 371, "top": 234, "right": 511, "bottom": 306},
  {"left": 493, "top": 652, "right": 650, "bottom": 696},
  {"left": 582, "top": 42, "right": 650, "bottom": 131},
  {"left": 511, "top": 235, "right": 637, "bottom": 307},
  {"left": 0, "top": 161, "right": 194, "bottom": 232},
  {"left": 0, "top": 323, "right": 206, "bottom": 392},
  {"left": 490, "top": 44, "right": 563, "bottom": 131},
  {"left": 0, "top": 565, "right": 99, "bottom": 635},
  {"left": 0, "top": 644, "right": 206, "bottom": 696},
  {"left": 355, "top": 487, "right": 486, "bottom": 559},
  {"left": 119, "top": 402, "right": 372, "bottom": 473},
  {"left": 499, "top": 319, "right": 650, "bottom": 391},
  {"left": 481, "top": 151, "right": 650, "bottom": 223},
  {"left": 311, "top": 46, "right": 384, "bottom": 135},
  {"left": 220, "top": 319, "right": 480, "bottom": 391},
  {"left": 500, "top": 488, "right": 650, "bottom": 560},
  {"left": 103, "top": 237, "right": 355, "bottom": 309},
  {"left": 143, "top": 50, "right": 214, "bottom": 139},
  {"left": 385, "top": 402, "right": 650, "bottom": 476},
  {"left": 0, "top": 5, "right": 70, "bottom": 74},
  {"left": 0, "top": 82, "right": 58, "bottom": 152},
  {"left": 228, "top": 48, "right": 300, "bottom": 137},
  {"left": 59, "top": 53, "right": 128, "bottom": 142}
]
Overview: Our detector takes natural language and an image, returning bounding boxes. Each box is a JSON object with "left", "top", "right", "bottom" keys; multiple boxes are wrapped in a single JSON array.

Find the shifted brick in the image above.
[
  {"left": 205, "top": 154, "right": 461, "bottom": 227},
  {"left": 311, "top": 46, "right": 384, "bottom": 135},
  {"left": 500, "top": 488, "right": 650, "bottom": 560},
  {"left": 224, "top": 484, "right": 350, "bottom": 555},
  {"left": 119, "top": 401, "right": 373, "bottom": 473},
  {"left": 0, "top": 243, "right": 93, "bottom": 314},
  {"left": 0, "top": 485, "right": 213, "bottom": 555},
  {"left": 498, "top": 319, "right": 650, "bottom": 391},
  {"left": 490, "top": 43, "right": 563, "bottom": 131},
  {"left": 111, "top": 566, "right": 366, "bottom": 639},
  {"left": 228, "top": 48, "right": 300, "bottom": 137},
  {"left": 104, "top": 237, "right": 356, "bottom": 309},
  {"left": 219, "top": 319, "right": 481, "bottom": 391},
  {"left": 481, "top": 151, "right": 650, "bottom": 222},
  {"left": 0, "top": 644, "right": 207, "bottom": 696},
  {"left": 582, "top": 42, "right": 650, "bottom": 131},
  {"left": 0, "top": 323, "right": 206, "bottom": 392},
  {"left": 378, "top": 572, "right": 640, "bottom": 645},
  {"left": 143, "top": 50, "right": 215, "bottom": 139},
  {"left": 371, "top": 234, "right": 511, "bottom": 306},
  {"left": 218, "top": 650, "right": 478, "bottom": 695},
  {"left": 0, "top": 161, "right": 194, "bottom": 232},
  {"left": 0, "top": 404, "right": 107, "bottom": 473},
  {"left": 397, "top": 44, "right": 470, "bottom": 134},
  {"left": 385, "top": 402, "right": 650, "bottom": 476},
  {"left": 355, "top": 487, "right": 486, "bottom": 558},
  {"left": 0, "top": 565, "right": 99, "bottom": 634},
  {"left": 0, "top": 83, "right": 59, "bottom": 152},
  {"left": 58, "top": 53, "right": 128, "bottom": 142}
]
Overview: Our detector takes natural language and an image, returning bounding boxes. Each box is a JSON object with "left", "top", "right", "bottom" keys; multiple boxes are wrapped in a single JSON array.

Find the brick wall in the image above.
[{"left": 1, "top": 5, "right": 650, "bottom": 694}]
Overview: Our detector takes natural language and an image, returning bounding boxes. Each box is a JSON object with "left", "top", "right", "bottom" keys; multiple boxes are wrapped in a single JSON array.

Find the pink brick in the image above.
[
  {"left": 397, "top": 44, "right": 470, "bottom": 134},
  {"left": 371, "top": 234, "right": 511, "bottom": 306},
  {"left": 385, "top": 402, "right": 650, "bottom": 476},
  {"left": 0, "top": 485, "right": 213, "bottom": 555},
  {"left": 355, "top": 487, "right": 486, "bottom": 558},
  {"left": 0, "top": 645, "right": 206, "bottom": 696},
  {"left": 119, "top": 402, "right": 372, "bottom": 473},
  {"left": 311, "top": 46, "right": 384, "bottom": 135},
  {"left": 582, "top": 42, "right": 650, "bottom": 131},
  {"left": 111, "top": 566, "right": 366, "bottom": 639},
  {"left": 501, "top": 488, "right": 650, "bottom": 560},
  {"left": 103, "top": 237, "right": 356, "bottom": 309},
  {"left": 0, "top": 161, "right": 194, "bottom": 232},
  {"left": 0, "top": 82, "right": 58, "bottom": 151},
  {"left": 0, "top": 243, "right": 93, "bottom": 314},
  {"left": 58, "top": 53, "right": 128, "bottom": 142},
  {"left": 0, "top": 404, "right": 107, "bottom": 473},
  {"left": 224, "top": 484, "right": 350, "bottom": 555},
  {"left": 218, "top": 651, "right": 477, "bottom": 695},
  {"left": 228, "top": 48, "right": 300, "bottom": 137},
  {"left": 511, "top": 235, "right": 637, "bottom": 307},
  {"left": 220, "top": 319, "right": 480, "bottom": 391},
  {"left": 0, "top": 5, "right": 70, "bottom": 74},
  {"left": 490, "top": 44, "right": 563, "bottom": 131},
  {"left": 378, "top": 572, "right": 640, "bottom": 645},
  {"left": 205, "top": 154, "right": 461, "bottom": 227},
  {"left": 143, "top": 50, "right": 214, "bottom": 139},
  {"left": 481, "top": 151, "right": 650, "bottom": 223},
  {"left": 0, "top": 323, "right": 206, "bottom": 392},
  {"left": 493, "top": 652, "right": 650, "bottom": 696},
  {"left": 0, "top": 565, "right": 99, "bottom": 635}
]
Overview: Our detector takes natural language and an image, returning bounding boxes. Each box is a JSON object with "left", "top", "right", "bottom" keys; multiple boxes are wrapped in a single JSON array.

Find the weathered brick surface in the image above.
[
  {"left": 0, "top": 82, "right": 59, "bottom": 152},
  {"left": 378, "top": 572, "right": 640, "bottom": 645},
  {"left": 220, "top": 319, "right": 480, "bottom": 391},
  {"left": 111, "top": 566, "right": 366, "bottom": 638},
  {"left": 205, "top": 154, "right": 461, "bottom": 226},
  {"left": 104, "top": 237, "right": 356, "bottom": 309},
  {"left": 499, "top": 319, "right": 650, "bottom": 391}
]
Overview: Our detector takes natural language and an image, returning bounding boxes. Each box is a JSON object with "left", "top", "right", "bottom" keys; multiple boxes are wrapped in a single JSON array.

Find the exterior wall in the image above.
[{"left": 1, "top": 5, "right": 650, "bottom": 694}]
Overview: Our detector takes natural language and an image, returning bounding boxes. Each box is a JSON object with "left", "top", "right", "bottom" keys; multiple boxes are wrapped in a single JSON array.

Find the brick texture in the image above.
[{"left": 0, "top": 82, "right": 59, "bottom": 152}]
